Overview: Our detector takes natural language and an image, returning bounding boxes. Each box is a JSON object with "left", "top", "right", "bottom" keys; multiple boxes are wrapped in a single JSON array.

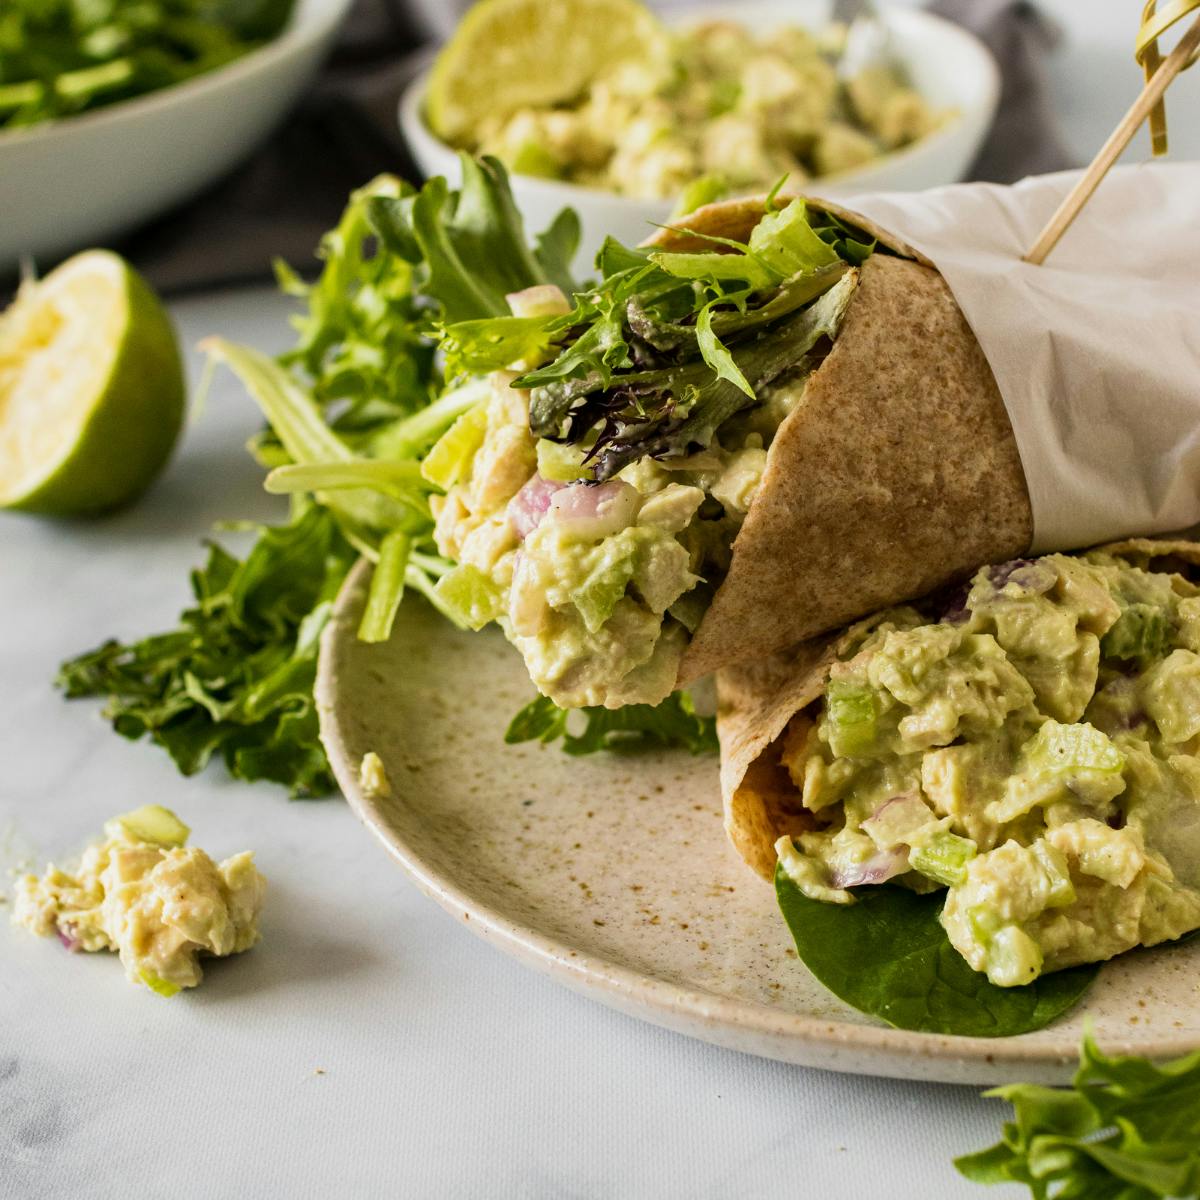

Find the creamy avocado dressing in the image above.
[
  {"left": 431, "top": 368, "right": 809, "bottom": 709},
  {"left": 13, "top": 806, "right": 265, "bottom": 996},
  {"left": 773, "top": 550, "right": 1200, "bottom": 986}
]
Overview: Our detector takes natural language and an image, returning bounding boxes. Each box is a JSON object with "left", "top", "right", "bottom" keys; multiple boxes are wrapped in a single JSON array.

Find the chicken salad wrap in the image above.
[
  {"left": 235, "top": 161, "right": 1031, "bottom": 715},
  {"left": 717, "top": 539, "right": 1200, "bottom": 1001}
]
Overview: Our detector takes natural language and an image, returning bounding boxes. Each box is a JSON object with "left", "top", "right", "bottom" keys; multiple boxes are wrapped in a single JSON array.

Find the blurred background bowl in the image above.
[
  {"left": 399, "top": 0, "right": 1000, "bottom": 266},
  {"left": 0, "top": 0, "right": 355, "bottom": 272}
]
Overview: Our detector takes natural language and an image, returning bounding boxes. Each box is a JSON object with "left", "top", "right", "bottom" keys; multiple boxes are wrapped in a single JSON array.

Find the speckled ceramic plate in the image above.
[{"left": 316, "top": 561, "right": 1200, "bottom": 1084}]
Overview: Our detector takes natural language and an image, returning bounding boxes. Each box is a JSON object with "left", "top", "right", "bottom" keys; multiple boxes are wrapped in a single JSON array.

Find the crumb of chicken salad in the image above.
[{"left": 12, "top": 806, "right": 265, "bottom": 996}]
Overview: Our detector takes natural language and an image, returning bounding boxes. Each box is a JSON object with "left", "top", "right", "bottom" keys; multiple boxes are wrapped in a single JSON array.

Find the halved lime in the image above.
[
  {"left": 0, "top": 250, "right": 185, "bottom": 516},
  {"left": 426, "top": 0, "right": 670, "bottom": 144}
]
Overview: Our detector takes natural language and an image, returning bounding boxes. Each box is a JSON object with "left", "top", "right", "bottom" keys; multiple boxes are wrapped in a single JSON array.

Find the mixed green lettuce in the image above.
[
  {"left": 444, "top": 195, "right": 873, "bottom": 481},
  {"left": 0, "top": 0, "right": 296, "bottom": 130}
]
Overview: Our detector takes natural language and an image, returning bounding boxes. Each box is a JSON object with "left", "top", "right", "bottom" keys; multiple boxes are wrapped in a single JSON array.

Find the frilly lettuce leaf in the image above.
[{"left": 957, "top": 1034, "right": 1200, "bottom": 1198}]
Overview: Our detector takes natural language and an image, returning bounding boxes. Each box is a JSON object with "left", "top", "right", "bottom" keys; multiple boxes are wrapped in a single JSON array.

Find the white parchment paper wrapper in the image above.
[{"left": 844, "top": 163, "right": 1200, "bottom": 552}]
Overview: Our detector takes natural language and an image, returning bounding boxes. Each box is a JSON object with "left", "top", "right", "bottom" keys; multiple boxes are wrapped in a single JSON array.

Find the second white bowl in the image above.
[{"left": 400, "top": 1, "right": 999, "bottom": 269}]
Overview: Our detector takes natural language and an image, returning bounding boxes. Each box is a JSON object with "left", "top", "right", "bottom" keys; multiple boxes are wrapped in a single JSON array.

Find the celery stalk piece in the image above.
[
  {"left": 824, "top": 679, "right": 879, "bottom": 758},
  {"left": 1031, "top": 841, "right": 1077, "bottom": 908},
  {"left": 420, "top": 404, "right": 489, "bottom": 490},
  {"left": 139, "top": 970, "right": 182, "bottom": 998},
  {"left": 105, "top": 805, "right": 190, "bottom": 848},
  {"left": 985, "top": 925, "right": 1044, "bottom": 988},
  {"left": 909, "top": 830, "right": 977, "bottom": 887},
  {"left": 432, "top": 564, "right": 505, "bottom": 630},
  {"left": 1023, "top": 720, "right": 1125, "bottom": 775},
  {"left": 573, "top": 553, "right": 636, "bottom": 634}
]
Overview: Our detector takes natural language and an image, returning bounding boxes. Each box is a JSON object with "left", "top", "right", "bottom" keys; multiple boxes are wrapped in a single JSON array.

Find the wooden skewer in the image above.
[{"left": 1023, "top": 9, "right": 1200, "bottom": 265}]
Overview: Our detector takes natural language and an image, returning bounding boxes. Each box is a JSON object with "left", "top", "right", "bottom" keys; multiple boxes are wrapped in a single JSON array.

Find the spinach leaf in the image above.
[
  {"left": 775, "top": 867, "right": 1098, "bottom": 1037},
  {"left": 506, "top": 692, "right": 717, "bottom": 756}
]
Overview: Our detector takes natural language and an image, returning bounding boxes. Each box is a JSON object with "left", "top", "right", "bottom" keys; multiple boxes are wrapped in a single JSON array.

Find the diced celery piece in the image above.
[
  {"left": 1031, "top": 841, "right": 1077, "bottom": 908},
  {"left": 573, "top": 551, "right": 636, "bottom": 634},
  {"left": 1100, "top": 602, "right": 1171, "bottom": 665},
  {"left": 105, "top": 805, "right": 190, "bottom": 848},
  {"left": 419, "top": 403, "right": 489, "bottom": 490},
  {"left": 139, "top": 970, "right": 181, "bottom": 998},
  {"left": 967, "top": 905, "right": 1002, "bottom": 944},
  {"left": 537, "top": 439, "right": 588, "bottom": 483},
  {"left": 909, "top": 830, "right": 977, "bottom": 887},
  {"left": 984, "top": 925, "right": 1044, "bottom": 987},
  {"left": 1023, "top": 720, "right": 1125, "bottom": 775},
  {"left": 432, "top": 564, "right": 505, "bottom": 631},
  {"left": 824, "top": 680, "right": 879, "bottom": 758}
]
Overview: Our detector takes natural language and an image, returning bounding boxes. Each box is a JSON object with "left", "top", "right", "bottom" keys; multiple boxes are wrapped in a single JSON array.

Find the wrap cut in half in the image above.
[
  {"left": 716, "top": 538, "right": 1200, "bottom": 882},
  {"left": 647, "top": 196, "right": 1034, "bottom": 686}
]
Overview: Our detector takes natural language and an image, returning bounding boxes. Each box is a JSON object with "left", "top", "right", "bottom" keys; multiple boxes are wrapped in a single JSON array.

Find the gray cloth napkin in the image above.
[{"left": 120, "top": 0, "right": 1075, "bottom": 294}]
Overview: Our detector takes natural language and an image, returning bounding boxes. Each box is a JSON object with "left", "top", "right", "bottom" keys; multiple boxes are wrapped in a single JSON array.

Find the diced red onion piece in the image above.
[
  {"left": 829, "top": 848, "right": 910, "bottom": 889},
  {"left": 507, "top": 474, "right": 564, "bottom": 540},
  {"left": 545, "top": 480, "right": 640, "bottom": 540},
  {"left": 57, "top": 925, "right": 81, "bottom": 953},
  {"left": 861, "top": 793, "right": 928, "bottom": 845},
  {"left": 987, "top": 558, "right": 1057, "bottom": 595}
]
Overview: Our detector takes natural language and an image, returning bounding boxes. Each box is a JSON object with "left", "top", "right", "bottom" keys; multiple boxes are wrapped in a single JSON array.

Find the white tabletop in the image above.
[{"left": 0, "top": 290, "right": 1037, "bottom": 1199}]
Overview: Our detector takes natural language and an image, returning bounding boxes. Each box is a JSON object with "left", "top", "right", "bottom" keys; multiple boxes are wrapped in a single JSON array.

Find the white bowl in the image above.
[
  {"left": 400, "top": 1, "right": 1000, "bottom": 268},
  {"left": 0, "top": 0, "right": 354, "bottom": 271}
]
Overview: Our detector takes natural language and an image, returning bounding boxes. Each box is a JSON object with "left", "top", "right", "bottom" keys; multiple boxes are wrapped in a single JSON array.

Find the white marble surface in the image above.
[{"left": 0, "top": 292, "right": 1038, "bottom": 1199}]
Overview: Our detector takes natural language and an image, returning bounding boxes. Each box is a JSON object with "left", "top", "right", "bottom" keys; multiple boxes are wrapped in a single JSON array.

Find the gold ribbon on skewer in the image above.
[{"left": 1137, "top": 0, "right": 1200, "bottom": 154}]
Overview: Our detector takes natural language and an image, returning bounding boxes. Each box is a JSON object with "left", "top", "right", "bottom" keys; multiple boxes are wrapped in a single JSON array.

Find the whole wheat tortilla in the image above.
[
  {"left": 716, "top": 539, "right": 1200, "bottom": 882},
  {"left": 641, "top": 196, "right": 1034, "bottom": 686}
]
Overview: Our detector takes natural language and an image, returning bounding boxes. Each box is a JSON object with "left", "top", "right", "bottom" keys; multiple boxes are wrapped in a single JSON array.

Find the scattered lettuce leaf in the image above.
[
  {"left": 505, "top": 692, "right": 718, "bottom": 756},
  {"left": 775, "top": 866, "right": 1098, "bottom": 1037},
  {"left": 57, "top": 505, "right": 355, "bottom": 797},
  {"left": 957, "top": 1034, "right": 1200, "bottom": 1198}
]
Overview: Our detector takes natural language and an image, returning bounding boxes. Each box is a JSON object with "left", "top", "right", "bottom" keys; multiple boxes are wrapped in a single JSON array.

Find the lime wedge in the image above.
[
  {"left": 0, "top": 250, "right": 185, "bottom": 515},
  {"left": 426, "top": 0, "right": 670, "bottom": 144}
]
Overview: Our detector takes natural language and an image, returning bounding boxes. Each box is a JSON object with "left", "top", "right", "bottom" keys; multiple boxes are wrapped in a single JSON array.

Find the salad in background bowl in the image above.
[
  {"left": 401, "top": 0, "right": 1000, "bottom": 266},
  {"left": 0, "top": 0, "right": 354, "bottom": 270}
]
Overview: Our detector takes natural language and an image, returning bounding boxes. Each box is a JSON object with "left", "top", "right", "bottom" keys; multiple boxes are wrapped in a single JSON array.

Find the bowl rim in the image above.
[
  {"left": 398, "top": 2, "right": 1000, "bottom": 210},
  {"left": 0, "top": 0, "right": 355, "bottom": 152}
]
